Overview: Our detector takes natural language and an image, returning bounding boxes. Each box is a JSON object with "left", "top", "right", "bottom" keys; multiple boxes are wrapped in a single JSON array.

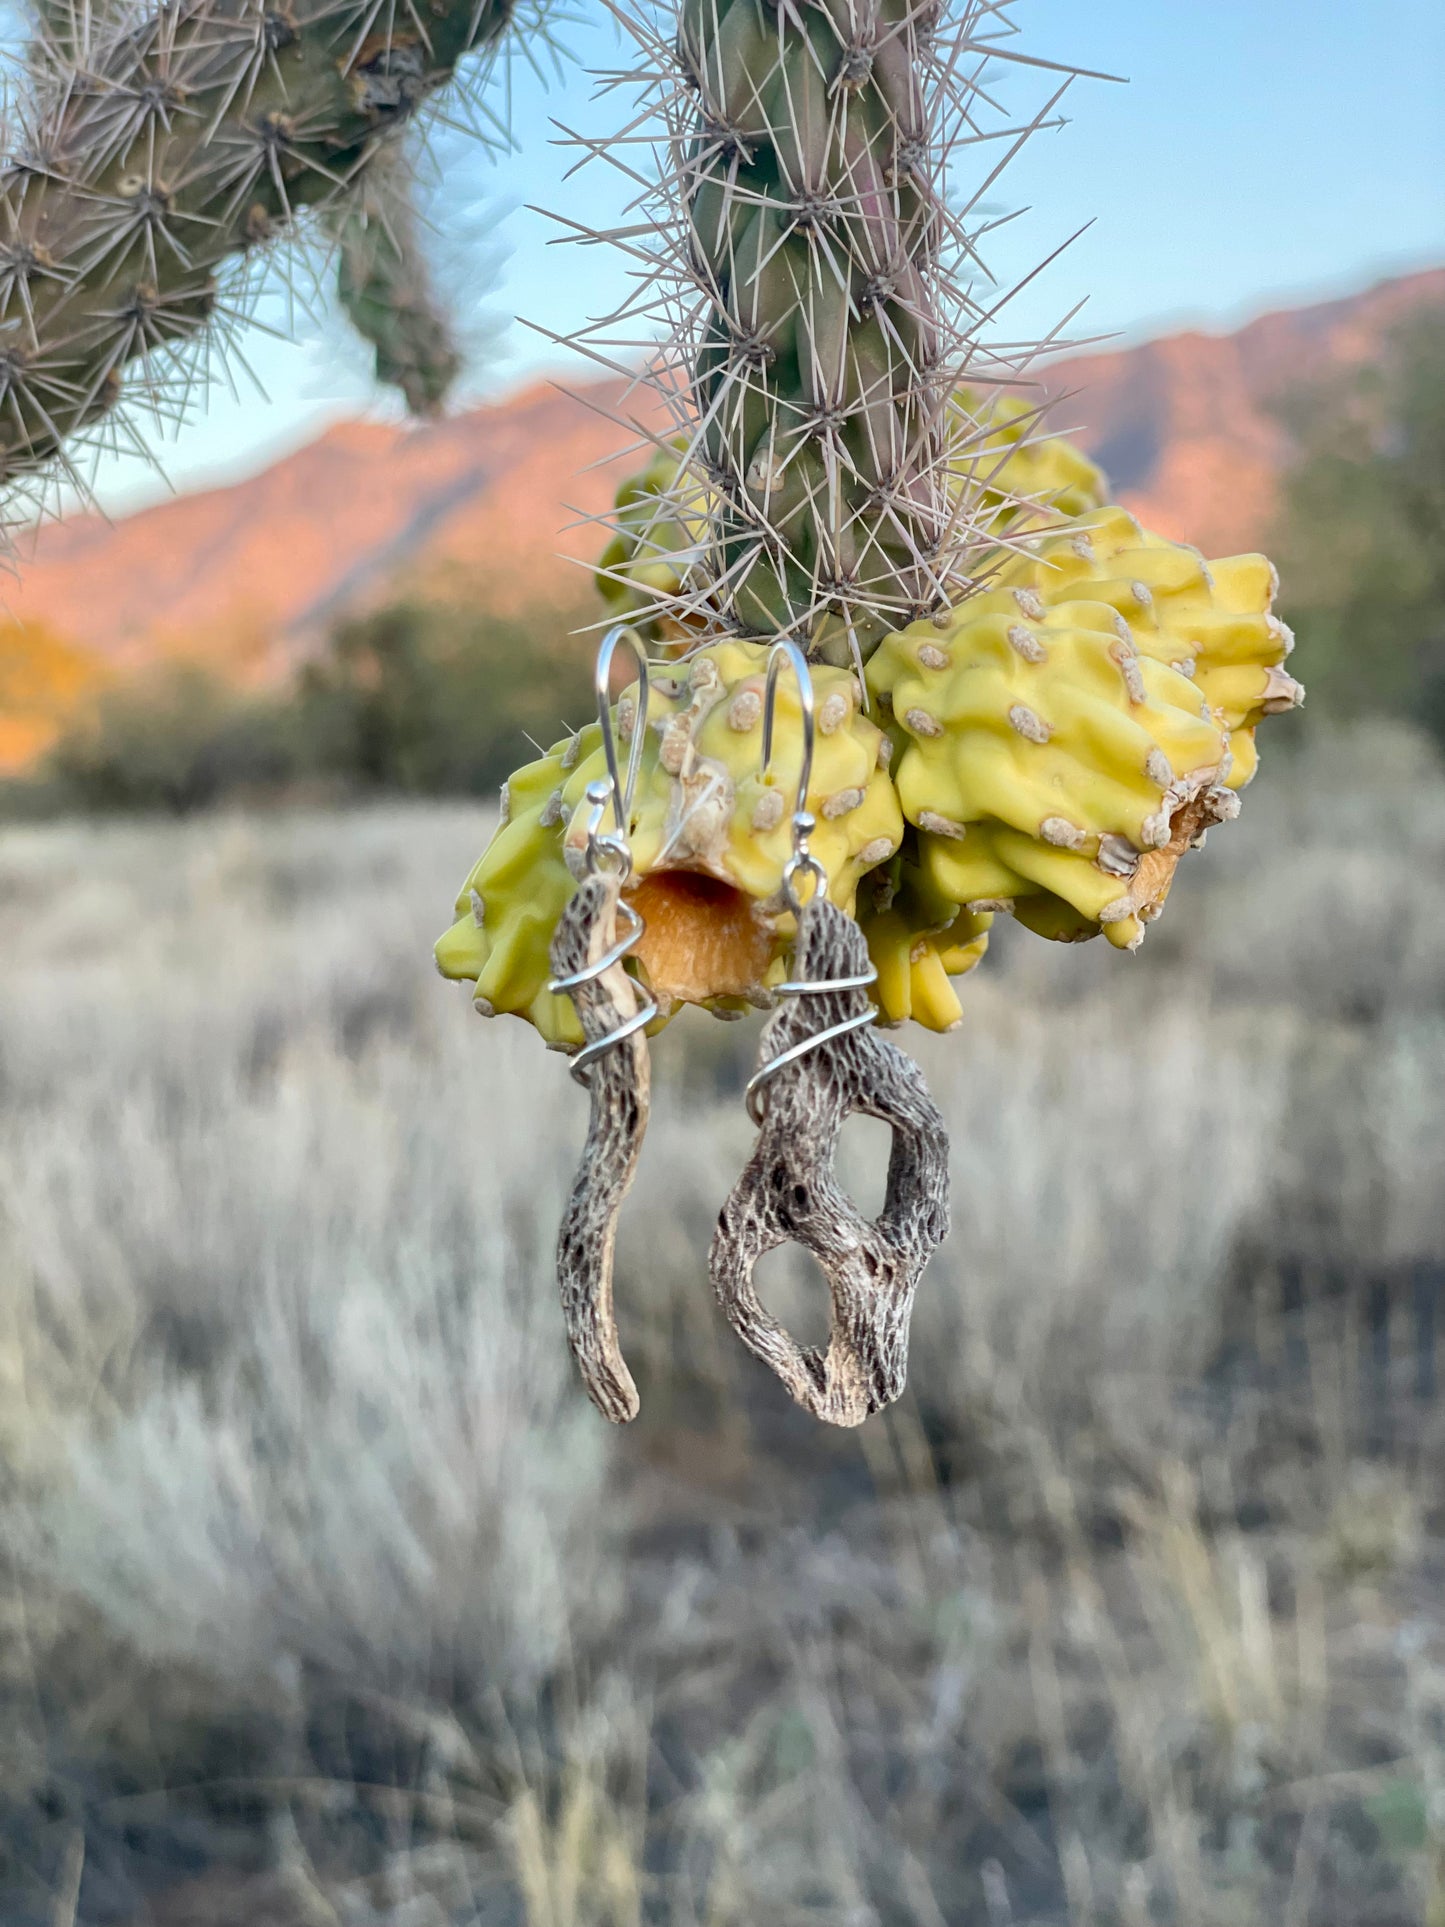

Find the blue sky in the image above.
[{"left": 78, "top": 0, "right": 1445, "bottom": 515}]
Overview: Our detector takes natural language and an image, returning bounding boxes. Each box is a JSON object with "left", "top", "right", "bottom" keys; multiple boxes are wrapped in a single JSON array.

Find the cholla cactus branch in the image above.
[
  {"left": 0, "top": 0, "right": 520, "bottom": 502},
  {"left": 558, "top": 0, "right": 1098, "bottom": 662},
  {"left": 329, "top": 136, "right": 462, "bottom": 414}
]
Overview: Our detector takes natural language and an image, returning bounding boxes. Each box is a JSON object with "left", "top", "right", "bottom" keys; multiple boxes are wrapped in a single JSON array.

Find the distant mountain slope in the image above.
[{"left": 4, "top": 267, "right": 1442, "bottom": 687}]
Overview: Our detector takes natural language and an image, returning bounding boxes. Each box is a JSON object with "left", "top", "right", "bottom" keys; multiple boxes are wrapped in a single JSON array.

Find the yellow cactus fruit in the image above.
[
  {"left": 445, "top": 502, "right": 1299, "bottom": 1044},
  {"left": 434, "top": 744, "right": 586, "bottom": 1048},
  {"left": 594, "top": 440, "right": 712, "bottom": 642},
  {"left": 856, "top": 848, "right": 993, "bottom": 1033},
  {"left": 558, "top": 641, "right": 904, "bottom": 1010},
  {"left": 956, "top": 388, "right": 1109, "bottom": 529},
  {"left": 868, "top": 582, "right": 1249, "bottom": 954},
  {"left": 991, "top": 505, "right": 1303, "bottom": 789},
  {"left": 437, "top": 641, "right": 906, "bottom": 1041}
]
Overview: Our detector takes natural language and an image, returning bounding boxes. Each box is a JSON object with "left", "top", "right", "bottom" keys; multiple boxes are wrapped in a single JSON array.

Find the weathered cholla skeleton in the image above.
[{"left": 436, "top": 0, "right": 1303, "bottom": 1422}]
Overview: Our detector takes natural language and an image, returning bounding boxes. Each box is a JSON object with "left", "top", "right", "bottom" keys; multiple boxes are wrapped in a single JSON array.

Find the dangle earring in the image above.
[
  {"left": 711, "top": 641, "right": 953, "bottom": 1428},
  {"left": 546, "top": 625, "right": 658, "bottom": 1424}
]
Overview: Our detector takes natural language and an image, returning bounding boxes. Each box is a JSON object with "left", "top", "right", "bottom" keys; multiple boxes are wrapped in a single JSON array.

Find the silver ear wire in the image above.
[
  {"left": 758, "top": 637, "right": 825, "bottom": 917},
  {"left": 579, "top": 623, "right": 652, "bottom": 880},
  {"left": 547, "top": 624, "right": 658, "bottom": 1084},
  {"left": 745, "top": 640, "right": 879, "bottom": 1126}
]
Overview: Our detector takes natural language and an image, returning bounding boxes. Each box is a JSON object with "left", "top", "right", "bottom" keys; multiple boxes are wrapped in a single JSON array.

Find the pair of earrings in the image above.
[{"left": 546, "top": 629, "right": 951, "bottom": 1430}]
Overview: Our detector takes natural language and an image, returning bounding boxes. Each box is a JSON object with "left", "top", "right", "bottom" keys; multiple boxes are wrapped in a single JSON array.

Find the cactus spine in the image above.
[
  {"left": 579, "top": 0, "right": 1068, "bottom": 665},
  {"left": 0, "top": 0, "right": 516, "bottom": 503}
]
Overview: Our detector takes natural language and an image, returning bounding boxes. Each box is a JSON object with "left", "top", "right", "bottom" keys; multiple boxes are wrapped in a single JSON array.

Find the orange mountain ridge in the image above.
[{"left": 1, "top": 265, "right": 1440, "bottom": 771}]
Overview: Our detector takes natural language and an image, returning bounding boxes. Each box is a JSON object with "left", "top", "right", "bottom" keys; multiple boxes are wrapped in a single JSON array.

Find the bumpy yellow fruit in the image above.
[
  {"left": 594, "top": 442, "right": 711, "bottom": 642},
  {"left": 992, "top": 505, "right": 1302, "bottom": 787},
  {"left": 436, "top": 641, "right": 905, "bottom": 1032},
  {"left": 857, "top": 846, "right": 994, "bottom": 1032},
  {"left": 449, "top": 476, "right": 1300, "bottom": 1045},
  {"left": 868, "top": 507, "right": 1303, "bottom": 953},
  {"left": 956, "top": 388, "right": 1108, "bottom": 528},
  {"left": 435, "top": 742, "right": 586, "bottom": 1047}
]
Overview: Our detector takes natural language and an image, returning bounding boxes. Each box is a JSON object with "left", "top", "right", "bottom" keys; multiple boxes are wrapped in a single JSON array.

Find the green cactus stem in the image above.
[
  {"left": 683, "top": 0, "right": 953, "bottom": 656},
  {"left": 571, "top": 0, "right": 1079, "bottom": 666},
  {"left": 330, "top": 139, "right": 463, "bottom": 417},
  {"left": 0, "top": 0, "right": 518, "bottom": 499}
]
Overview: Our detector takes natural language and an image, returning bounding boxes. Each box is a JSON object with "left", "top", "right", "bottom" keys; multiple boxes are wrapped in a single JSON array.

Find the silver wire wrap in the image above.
[
  {"left": 744, "top": 639, "right": 879, "bottom": 1126},
  {"left": 546, "top": 625, "right": 659, "bottom": 1085}
]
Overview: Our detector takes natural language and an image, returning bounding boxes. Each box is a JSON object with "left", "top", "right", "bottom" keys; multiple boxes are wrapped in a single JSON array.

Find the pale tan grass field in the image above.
[{"left": 0, "top": 724, "right": 1443, "bottom": 1926}]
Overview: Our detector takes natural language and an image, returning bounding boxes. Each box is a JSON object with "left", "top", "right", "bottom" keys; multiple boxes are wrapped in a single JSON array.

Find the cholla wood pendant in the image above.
[
  {"left": 709, "top": 643, "right": 948, "bottom": 1425},
  {"left": 715, "top": 887, "right": 950, "bottom": 1426},
  {"left": 549, "top": 869, "right": 653, "bottom": 1423},
  {"left": 547, "top": 631, "right": 658, "bottom": 1424}
]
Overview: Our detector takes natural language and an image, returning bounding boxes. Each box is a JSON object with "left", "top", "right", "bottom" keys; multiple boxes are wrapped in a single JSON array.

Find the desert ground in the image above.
[{"left": 1, "top": 721, "right": 1443, "bottom": 1925}]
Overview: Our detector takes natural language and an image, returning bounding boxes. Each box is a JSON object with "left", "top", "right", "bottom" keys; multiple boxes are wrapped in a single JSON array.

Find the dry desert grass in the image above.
[{"left": 0, "top": 722, "right": 1443, "bottom": 1925}]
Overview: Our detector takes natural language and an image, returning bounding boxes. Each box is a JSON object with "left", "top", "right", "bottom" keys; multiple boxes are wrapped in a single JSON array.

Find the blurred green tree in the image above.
[
  {"left": 28, "top": 601, "right": 597, "bottom": 814},
  {"left": 45, "top": 663, "right": 300, "bottom": 813},
  {"left": 297, "top": 599, "right": 595, "bottom": 795},
  {"left": 1272, "top": 305, "right": 1445, "bottom": 742}
]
